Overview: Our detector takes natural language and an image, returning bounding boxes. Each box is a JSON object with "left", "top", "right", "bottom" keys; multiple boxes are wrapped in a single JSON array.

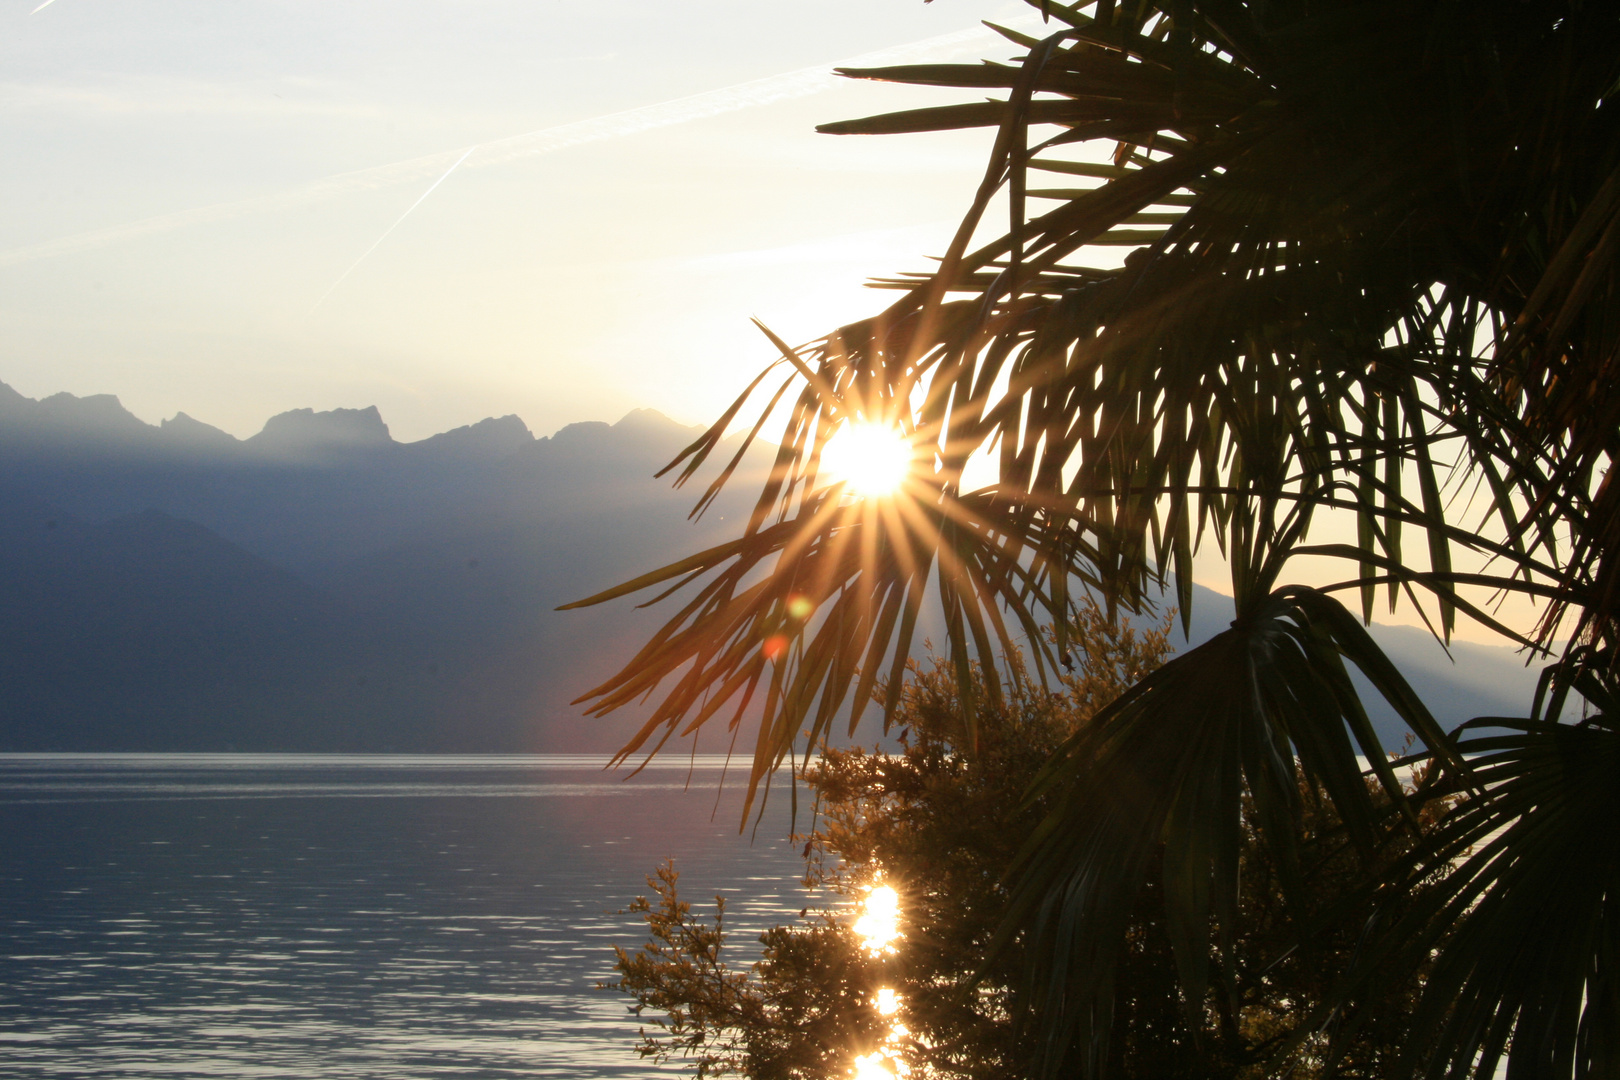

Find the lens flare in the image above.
[
  {"left": 854, "top": 884, "right": 901, "bottom": 953},
  {"left": 820, "top": 423, "right": 912, "bottom": 498}
]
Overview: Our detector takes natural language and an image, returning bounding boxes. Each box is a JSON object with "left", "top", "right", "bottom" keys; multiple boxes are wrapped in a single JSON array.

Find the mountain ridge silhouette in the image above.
[{"left": 0, "top": 380, "right": 1542, "bottom": 752}]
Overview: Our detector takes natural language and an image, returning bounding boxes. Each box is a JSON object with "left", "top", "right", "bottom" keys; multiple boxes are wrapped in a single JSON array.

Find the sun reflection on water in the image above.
[
  {"left": 854, "top": 1050, "right": 901, "bottom": 1079},
  {"left": 853, "top": 883, "right": 900, "bottom": 954},
  {"left": 851, "top": 883, "right": 909, "bottom": 1078}
]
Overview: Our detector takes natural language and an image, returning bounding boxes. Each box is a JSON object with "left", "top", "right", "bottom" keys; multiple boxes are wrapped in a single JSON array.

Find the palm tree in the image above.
[{"left": 567, "top": 2, "right": 1620, "bottom": 1075}]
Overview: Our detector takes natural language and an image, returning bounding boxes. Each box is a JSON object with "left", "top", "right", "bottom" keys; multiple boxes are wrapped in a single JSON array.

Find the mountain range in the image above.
[
  {"left": 0, "top": 381, "right": 770, "bottom": 752},
  {"left": 0, "top": 380, "right": 1545, "bottom": 753}
]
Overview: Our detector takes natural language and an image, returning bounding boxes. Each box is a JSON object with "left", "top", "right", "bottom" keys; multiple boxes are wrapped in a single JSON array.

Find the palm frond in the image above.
[
  {"left": 568, "top": 2, "right": 1620, "bottom": 1071},
  {"left": 1003, "top": 585, "right": 1459, "bottom": 1075},
  {"left": 1327, "top": 706, "right": 1620, "bottom": 1080}
]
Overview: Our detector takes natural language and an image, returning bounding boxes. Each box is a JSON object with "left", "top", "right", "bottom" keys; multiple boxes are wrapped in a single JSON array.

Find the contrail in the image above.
[
  {"left": 0, "top": 18, "right": 1034, "bottom": 270},
  {"left": 305, "top": 145, "right": 475, "bottom": 316},
  {"left": 30, "top": 0, "right": 63, "bottom": 12}
]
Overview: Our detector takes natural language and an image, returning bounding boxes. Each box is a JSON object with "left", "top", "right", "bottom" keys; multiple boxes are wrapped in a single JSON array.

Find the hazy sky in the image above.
[
  {"left": 1, "top": 0, "right": 1037, "bottom": 440},
  {"left": 0, "top": 1, "right": 1544, "bottom": 644}
]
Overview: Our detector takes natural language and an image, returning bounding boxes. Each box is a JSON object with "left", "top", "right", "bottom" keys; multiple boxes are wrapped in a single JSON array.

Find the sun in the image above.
[{"left": 820, "top": 423, "right": 912, "bottom": 497}]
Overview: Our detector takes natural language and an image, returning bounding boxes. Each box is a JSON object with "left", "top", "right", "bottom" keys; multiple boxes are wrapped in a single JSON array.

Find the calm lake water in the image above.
[{"left": 0, "top": 754, "right": 813, "bottom": 1078}]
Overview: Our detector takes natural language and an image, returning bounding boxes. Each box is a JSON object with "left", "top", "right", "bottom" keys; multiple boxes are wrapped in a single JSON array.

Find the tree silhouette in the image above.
[
  {"left": 572, "top": 2, "right": 1620, "bottom": 1075},
  {"left": 610, "top": 610, "right": 1453, "bottom": 1078}
]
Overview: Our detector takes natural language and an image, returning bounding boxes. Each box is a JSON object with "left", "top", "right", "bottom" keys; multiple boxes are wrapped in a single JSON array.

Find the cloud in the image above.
[{"left": 0, "top": 18, "right": 1034, "bottom": 270}]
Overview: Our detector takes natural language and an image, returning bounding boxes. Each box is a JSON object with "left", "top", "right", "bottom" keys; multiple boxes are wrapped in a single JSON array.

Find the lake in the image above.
[{"left": 0, "top": 754, "right": 814, "bottom": 1078}]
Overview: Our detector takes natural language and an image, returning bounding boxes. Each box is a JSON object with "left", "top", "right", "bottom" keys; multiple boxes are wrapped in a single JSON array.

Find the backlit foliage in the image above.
[
  {"left": 578, "top": 2, "right": 1620, "bottom": 1074},
  {"left": 608, "top": 609, "right": 1453, "bottom": 1078}
]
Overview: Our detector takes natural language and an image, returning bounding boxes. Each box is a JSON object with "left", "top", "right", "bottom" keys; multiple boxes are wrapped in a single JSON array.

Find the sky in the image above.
[
  {"left": 0, "top": 0, "right": 1546, "bottom": 646},
  {"left": 0, "top": 0, "right": 1042, "bottom": 442}
]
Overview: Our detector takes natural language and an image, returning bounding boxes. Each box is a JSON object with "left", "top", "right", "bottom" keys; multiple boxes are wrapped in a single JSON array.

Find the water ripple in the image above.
[{"left": 0, "top": 755, "right": 813, "bottom": 1078}]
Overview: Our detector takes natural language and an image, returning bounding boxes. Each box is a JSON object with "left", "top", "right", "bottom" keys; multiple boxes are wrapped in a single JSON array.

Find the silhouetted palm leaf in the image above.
[
  {"left": 1324, "top": 685, "right": 1620, "bottom": 1078},
  {"left": 1004, "top": 585, "right": 1462, "bottom": 1075},
  {"left": 567, "top": 1, "right": 1620, "bottom": 1074}
]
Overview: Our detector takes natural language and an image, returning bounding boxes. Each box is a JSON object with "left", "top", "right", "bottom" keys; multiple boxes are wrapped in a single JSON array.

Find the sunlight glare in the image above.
[
  {"left": 874, "top": 987, "right": 900, "bottom": 1016},
  {"left": 853, "top": 1052, "right": 899, "bottom": 1080},
  {"left": 854, "top": 884, "right": 901, "bottom": 953},
  {"left": 820, "top": 423, "right": 912, "bottom": 497}
]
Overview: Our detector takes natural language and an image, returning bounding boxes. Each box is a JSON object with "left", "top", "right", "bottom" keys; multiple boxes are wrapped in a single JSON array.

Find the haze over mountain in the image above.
[
  {"left": 0, "top": 380, "right": 1544, "bottom": 753},
  {"left": 0, "top": 381, "right": 766, "bottom": 752}
]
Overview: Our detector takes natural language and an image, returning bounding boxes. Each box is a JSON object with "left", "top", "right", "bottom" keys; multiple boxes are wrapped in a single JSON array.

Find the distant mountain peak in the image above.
[
  {"left": 160, "top": 411, "right": 238, "bottom": 447},
  {"left": 613, "top": 408, "right": 688, "bottom": 432},
  {"left": 0, "top": 380, "right": 31, "bottom": 415},
  {"left": 0, "top": 381, "right": 156, "bottom": 447},
  {"left": 538, "top": 409, "right": 697, "bottom": 449},
  {"left": 36, "top": 391, "right": 150, "bottom": 430},
  {"left": 407, "top": 414, "right": 533, "bottom": 458},
  {"left": 547, "top": 419, "right": 610, "bottom": 442},
  {"left": 249, "top": 405, "right": 393, "bottom": 454}
]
